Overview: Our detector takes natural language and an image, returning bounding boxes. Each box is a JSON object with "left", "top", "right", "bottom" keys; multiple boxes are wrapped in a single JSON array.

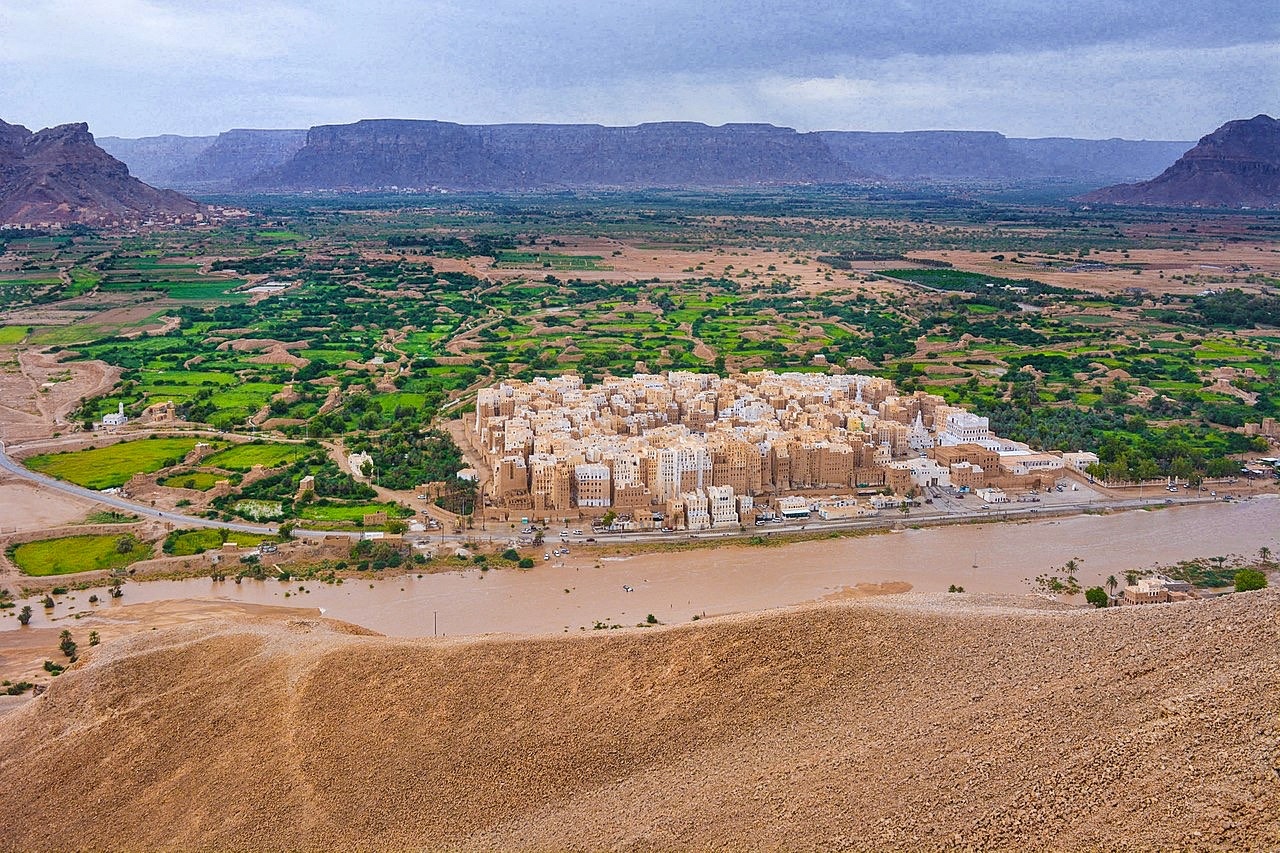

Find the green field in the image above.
[
  {"left": 26, "top": 438, "right": 200, "bottom": 490},
  {"left": 10, "top": 534, "right": 153, "bottom": 576},
  {"left": 158, "top": 470, "right": 227, "bottom": 491},
  {"left": 0, "top": 326, "right": 30, "bottom": 344},
  {"left": 201, "top": 442, "right": 308, "bottom": 471},
  {"left": 495, "top": 251, "right": 610, "bottom": 270},
  {"left": 163, "top": 528, "right": 269, "bottom": 556},
  {"left": 299, "top": 501, "right": 412, "bottom": 523}
]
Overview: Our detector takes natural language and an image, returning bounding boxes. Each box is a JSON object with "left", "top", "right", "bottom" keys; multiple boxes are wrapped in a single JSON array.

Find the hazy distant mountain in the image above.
[
  {"left": 1007, "top": 137, "right": 1194, "bottom": 183},
  {"left": 101, "top": 129, "right": 307, "bottom": 192},
  {"left": 816, "top": 131, "right": 1194, "bottom": 182},
  {"left": 170, "top": 129, "right": 307, "bottom": 191},
  {"left": 1079, "top": 115, "right": 1280, "bottom": 208},
  {"left": 97, "top": 133, "right": 216, "bottom": 185},
  {"left": 263, "top": 120, "right": 856, "bottom": 190},
  {"left": 0, "top": 119, "right": 204, "bottom": 227},
  {"left": 817, "top": 130, "right": 1041, "bottom": 180},
  {"left": 99, "top": 120, "right": 1195, "bottom": 193}
]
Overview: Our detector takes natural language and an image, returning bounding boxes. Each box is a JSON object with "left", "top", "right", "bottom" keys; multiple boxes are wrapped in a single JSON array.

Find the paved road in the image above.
[
  {"left": 0, "top": 444, "right": 359, "bottom": 541},
  {"left": 0, "top": 440, "right": 1222, "bottom": 549}
]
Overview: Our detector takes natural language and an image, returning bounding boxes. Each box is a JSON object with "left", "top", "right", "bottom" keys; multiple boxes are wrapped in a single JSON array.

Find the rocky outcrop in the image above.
[
  {"left": 1079, "top": 115, "right": 1280, "bottom": 208},
  {"left": 171, "top": 129, "right": 308, "bottom": 191},
  {"left": 0, "top": 119, "right": 205, "bottom": 226}
]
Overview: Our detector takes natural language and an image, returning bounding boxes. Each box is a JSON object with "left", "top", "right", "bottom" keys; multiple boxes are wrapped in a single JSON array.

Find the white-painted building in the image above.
[
  {"left": 938, "top": 412, "right": 993, "bottom": 446},
  {"left": 777, "top": 495, "right": 811, "bottom": 518},
  {"left": 348, "top": 451, "right": 374, "bottom": 481},
  {"left": 101, "top": 402, "right": 128, "bottom": 428},
  {"left": 706, "top": 484, "right": 739, "bottom": 527},
  {"left": 1062, "top": 451, "right": 1100, "bottom": 472}
]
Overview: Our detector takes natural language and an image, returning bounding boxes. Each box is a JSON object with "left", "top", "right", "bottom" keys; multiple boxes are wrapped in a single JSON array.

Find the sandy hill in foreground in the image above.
[{"left": 0, "top": 592, "right": 1277, "bottom": 852}]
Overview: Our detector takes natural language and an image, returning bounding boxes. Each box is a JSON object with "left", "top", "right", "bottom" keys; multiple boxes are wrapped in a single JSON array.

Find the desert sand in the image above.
[{"left": 0, "top": 589, "right": 1276, "bottom": 851}]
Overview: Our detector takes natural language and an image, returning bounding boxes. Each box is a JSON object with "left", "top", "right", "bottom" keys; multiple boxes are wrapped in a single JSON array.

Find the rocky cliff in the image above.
[
  {"left": 100, "top": 129, "right": 307, "bottom": 192},
  {"left": 265, "top": 119, "right": 857, "bottom": 190},
  {"left": 1079, "top": 115, "right": 1280, "bottom": 208},
  {"left": 0, "top": 120, "right": 205, "bottom": 226},
  {"left": 171, "top": 128, "right": 307, "bottom": 191},
  {"left": 102, "top": 120, "right": 1196, "bottom": 192},
  {"left": 96, "top": 133, "right": 216, "bottom": 186}
]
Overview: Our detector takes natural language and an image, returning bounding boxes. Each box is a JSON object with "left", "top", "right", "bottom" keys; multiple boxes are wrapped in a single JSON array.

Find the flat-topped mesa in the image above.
[
  {"left": 0, "top": 117, "right": 207, "bottom": 227},
  {"left": 1079, "top": 114, "right": 1280, "bottom": 208},
  {"left": 102, "top": 120, "right": 1196, "bottom": 191},
  {"left": 264, "top": 119, "right": 856, "bottom": 191}
]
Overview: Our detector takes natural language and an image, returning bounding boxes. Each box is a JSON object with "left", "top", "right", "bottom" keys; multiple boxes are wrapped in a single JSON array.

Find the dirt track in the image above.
[
  {"left": 0, "top": 348, "right": 118, "bottom": 441},
  {"left": 1, "top": 590, "right": 1276, "bottom": 852}
]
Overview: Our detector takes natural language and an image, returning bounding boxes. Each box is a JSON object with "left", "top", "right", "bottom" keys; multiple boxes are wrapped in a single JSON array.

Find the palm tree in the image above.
[
  {"left": 1106, "top": 575, "right": 1119, "bottom": 596},
  {"left": 1259, "top": 546, "right": 1272, "bottom": 564},
  {"left": 1124, "top": 570, "right": 1140, "bottom": 587}
]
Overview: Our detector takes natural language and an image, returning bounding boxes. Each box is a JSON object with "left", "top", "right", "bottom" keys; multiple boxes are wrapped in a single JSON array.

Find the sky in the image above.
[{"left": 1, "top": 0, "right": 1276, "bottom": 140}]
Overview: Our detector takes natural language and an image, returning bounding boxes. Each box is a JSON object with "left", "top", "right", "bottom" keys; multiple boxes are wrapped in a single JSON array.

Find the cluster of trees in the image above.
[
  {"left": 213, "top": 455, "right": 376, "bottom": 520},
  {"left": 386, "top": 233, "right": 516, "bottom": 257},
  {"left": 1194, "top": 289, "right": 1280, "bottom": 328},
  {"left": 346, "top": 427, "right": 466, "bottom": 492}
]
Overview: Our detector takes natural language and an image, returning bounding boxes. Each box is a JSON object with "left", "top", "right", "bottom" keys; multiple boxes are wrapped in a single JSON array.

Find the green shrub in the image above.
[{"left": 1235, "top": 569, "right": 1268, "bottom": 592}]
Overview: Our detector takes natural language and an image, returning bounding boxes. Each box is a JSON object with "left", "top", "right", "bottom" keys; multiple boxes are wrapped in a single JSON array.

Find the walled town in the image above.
[{"left": 472, "top": 371, "right": 1097, "bottom": 529}]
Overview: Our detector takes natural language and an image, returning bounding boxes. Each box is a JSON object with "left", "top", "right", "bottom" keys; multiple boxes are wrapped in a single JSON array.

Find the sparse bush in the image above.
[{"left": 59, "top": 629, "right": 77, "bottom": 659}]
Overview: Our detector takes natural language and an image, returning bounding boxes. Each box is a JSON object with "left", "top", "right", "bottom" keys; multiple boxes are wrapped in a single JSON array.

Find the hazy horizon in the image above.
[{"left": 1, "top": 0, "right": 1276, "bottom": 140}]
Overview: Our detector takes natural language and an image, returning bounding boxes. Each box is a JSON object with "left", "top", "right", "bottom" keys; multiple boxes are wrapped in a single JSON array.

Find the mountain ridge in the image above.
[
  {"left": 101, "top": 120, "right": 1195, "bottom": 193},
  {"left": 1079, "top": 115, "right": 1280, "bottom": 208},
  {"left": 0, "top": 119, "right": 205, "bottom": 227}
]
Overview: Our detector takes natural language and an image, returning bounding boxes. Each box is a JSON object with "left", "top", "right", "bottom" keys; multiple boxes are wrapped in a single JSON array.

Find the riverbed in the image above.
[{"left": 6, "top": 496, "right": 1277, "bottom": 638}]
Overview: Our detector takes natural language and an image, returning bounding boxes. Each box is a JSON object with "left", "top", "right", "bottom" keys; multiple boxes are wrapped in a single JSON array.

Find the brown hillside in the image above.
[
  {"left": 0, "top": 119, "right": 204, "bottom": 227},
  {"left": 1, "top": 593, "right": 1278, "bottom": 852},
  {"left": 1080, "top": 115, "right": 1280, "bottom": 209}
]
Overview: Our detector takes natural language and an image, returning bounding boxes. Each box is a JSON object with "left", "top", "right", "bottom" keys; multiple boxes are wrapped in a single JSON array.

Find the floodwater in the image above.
[{"left": 8, "top": 496, "right": 1278, "bottom": 638}]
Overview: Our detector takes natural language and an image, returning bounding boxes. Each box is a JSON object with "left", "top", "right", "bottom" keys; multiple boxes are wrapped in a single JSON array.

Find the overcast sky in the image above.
[{"left": 1, "top": 0, "right": 1275, "bottom": 139}]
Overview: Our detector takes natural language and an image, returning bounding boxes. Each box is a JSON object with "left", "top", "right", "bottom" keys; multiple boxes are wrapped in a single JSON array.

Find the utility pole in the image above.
[{"left": 433, "top": 611, "right": 438, "bottom": 637}]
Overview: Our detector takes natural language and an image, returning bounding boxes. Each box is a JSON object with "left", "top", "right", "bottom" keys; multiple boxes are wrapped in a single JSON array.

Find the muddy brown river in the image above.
[{"left": 7, "top": 497, "right": 1278, "bottom": 637}]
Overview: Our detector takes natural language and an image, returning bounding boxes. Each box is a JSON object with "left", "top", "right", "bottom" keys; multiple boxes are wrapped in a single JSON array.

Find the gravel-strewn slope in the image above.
[{"left": 1, "top": 592, "right": 1277, "bottom": 852}]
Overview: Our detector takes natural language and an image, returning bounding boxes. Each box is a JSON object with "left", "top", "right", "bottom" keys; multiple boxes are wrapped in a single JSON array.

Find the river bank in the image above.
[{"left": 3, "top": 495, "right": 1275, "bottom": 644}]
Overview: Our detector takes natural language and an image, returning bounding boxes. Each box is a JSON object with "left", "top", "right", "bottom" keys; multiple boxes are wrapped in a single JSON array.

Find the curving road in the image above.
[
  {"left": 0, "top": 440, "right": 1227, "bottom": 549},
  {"left": 0, "top": 443, "right": 359, "bottom": 540}
]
